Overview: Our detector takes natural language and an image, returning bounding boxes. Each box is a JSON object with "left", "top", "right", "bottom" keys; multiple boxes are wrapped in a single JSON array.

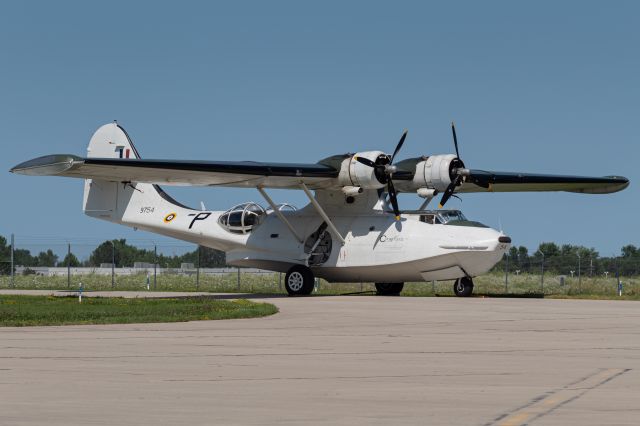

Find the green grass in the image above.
[
  {"left": 1, "top": 271, "right": 639, "bottom": 300},
  {"left": 0, "top": 295, "right": 278, "bottom": 327},
  {"left": 472, "top": 273, "right": 640, "bottom": 299}
]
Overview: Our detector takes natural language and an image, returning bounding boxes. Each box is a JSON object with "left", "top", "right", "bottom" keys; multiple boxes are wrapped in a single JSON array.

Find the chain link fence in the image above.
[{"left": 1, "top": 236, "right": 638, "bottom": 296}]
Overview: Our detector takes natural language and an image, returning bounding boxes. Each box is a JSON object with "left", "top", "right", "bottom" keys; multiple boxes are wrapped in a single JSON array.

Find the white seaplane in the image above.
[{"left": 11, "top": 122, "right": 629, "bottom": 296}]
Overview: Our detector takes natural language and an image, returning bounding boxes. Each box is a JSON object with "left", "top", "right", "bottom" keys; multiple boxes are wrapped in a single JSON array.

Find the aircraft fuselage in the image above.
[{"left": 104, "top": 181, "right": 509, "bottom": 283}]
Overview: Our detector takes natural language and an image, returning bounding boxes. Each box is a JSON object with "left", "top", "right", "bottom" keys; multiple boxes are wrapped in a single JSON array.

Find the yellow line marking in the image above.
[
  {"left": 499, "top": 412, "right": 531, "bottom": 426},
  {"left": 496, "top": 369, "right": 627, "bottom": 426}
]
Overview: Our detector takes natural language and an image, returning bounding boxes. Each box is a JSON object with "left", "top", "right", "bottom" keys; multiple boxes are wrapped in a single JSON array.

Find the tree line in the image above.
[
  {"left": 0, "top": 237, "right": 225, "bottom": 273},
  {"left": 495, "top": 243, "right": 640, "bottom": 276}
]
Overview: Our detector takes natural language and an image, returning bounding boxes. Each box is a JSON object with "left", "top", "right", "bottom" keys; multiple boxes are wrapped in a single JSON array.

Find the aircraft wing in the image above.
[
  {"left": 457, "top": 169, "right": 629, "bottom": 194},
  {"left": 10, "top": 154, "right": 340, "bottom": 190},
  {"left": 11, "top": 154, "right": 629, "bottom": 194}
]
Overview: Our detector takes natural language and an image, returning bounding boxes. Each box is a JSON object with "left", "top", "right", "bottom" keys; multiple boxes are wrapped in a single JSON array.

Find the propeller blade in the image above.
[
  {"left": 354, "top": 155, "right": 377, "bottom": 168},
  {"left": 355, "top": 129, "right": 408, "bottom": 219},
  {"left": 438, "top": 175, "right": 462, "bottom": 208},
  {"left": 387, "top": 179, "right": 401, "bottom": 220},
  {"left": 390, "top": 129, "right": 408, "bottom": 163},
  {"left": 451, "top": 122, "right": 460, "bottom": 159}
]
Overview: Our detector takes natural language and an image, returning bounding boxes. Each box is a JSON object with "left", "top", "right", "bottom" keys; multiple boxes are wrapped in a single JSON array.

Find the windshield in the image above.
[
  {"left": 438, "top": 210, "right": 467, "bottom": 223},
  {"left": 419, "top": 210, "right": 488, "bottom": 228}
]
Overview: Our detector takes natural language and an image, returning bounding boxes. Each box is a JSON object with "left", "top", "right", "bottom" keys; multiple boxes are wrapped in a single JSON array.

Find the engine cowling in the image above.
[
  {"left": 337, "top": 151, "right": 389, "bottom": 189},
  {"left": 412, "top": 154, "right": 464, "bottom": 192}
]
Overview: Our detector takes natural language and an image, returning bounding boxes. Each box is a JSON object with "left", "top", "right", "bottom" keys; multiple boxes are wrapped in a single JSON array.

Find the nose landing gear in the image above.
[{"left": 453, "top": 277, "right": 474, "bottom": 297}]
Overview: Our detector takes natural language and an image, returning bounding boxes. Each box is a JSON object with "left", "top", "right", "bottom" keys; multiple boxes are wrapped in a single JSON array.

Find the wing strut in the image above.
[
  {"left": 256, "top": 186, "right": 304, "bottom": 244},
  {"left": 299, "top": 182, "right": 346, "bottom": 245}
]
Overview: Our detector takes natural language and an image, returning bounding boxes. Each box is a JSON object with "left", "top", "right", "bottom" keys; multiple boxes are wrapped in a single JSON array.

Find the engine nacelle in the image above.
[
  {"left": 412, "top": 154, "right": 459, "bottom": 192},
  {"left": 337, "top": 151, "right": 388, "bottom": 189}
]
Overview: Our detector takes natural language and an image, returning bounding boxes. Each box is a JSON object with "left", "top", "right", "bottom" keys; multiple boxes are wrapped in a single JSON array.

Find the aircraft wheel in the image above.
[
  {"left": 453, "top": 277, "right": 474, "bottom": 297},
  {"left": 284, "top": 265, "right": 315, "bottom": 296},
  {"left": 375, "top": 282, "right": 404, "bottom": 296}
]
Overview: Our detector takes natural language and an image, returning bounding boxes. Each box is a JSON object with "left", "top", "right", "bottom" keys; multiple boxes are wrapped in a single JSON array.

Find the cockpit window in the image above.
[
  {"left": 438, "top": 210, "right": 467, "bottom": 223},
  {"left": 218, "top": 202, "right": 266, "bottom": 234},
  {"left": 419, "top": 210, "right": 487, "bottom": 228}
]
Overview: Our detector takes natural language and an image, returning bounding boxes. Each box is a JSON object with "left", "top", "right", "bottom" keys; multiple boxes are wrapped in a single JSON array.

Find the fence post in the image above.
[
  {"left": 577, "top": 253, "right": 581, "bottom": 294},
  {"left": 111, "top": 241, "right": 115, "bottom": 289},
  {"left": 616, "top": 259, "right": 620, "bottom": 295},
  {"left": 540, "top": 251, "right": 545, "bottom": 294},
  {"left": 504, "top": 253, "right": 509, "bottom": 293},
  {"left": 67, "top": 242, "right": 71, "bottom": 289},
  {"left": 153, "top": 245, "right": 157, "bottom": 290},
  {"left": 196, "top": 245, "right": 200, "bottom": 291},
  {"left": 10, "top": 234, "right": 14, "bottom": 288},
  {"left": 237, "top": 267, "right": 241, "bottom": 291}
]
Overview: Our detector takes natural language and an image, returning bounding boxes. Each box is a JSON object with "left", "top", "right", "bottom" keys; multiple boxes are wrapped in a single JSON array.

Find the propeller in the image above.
[
  {"left": 438, "top": 122, "right": 466, "bottom": 208},
  {"left": 354, "top": 130, "right": 407, "bottom": 220}
]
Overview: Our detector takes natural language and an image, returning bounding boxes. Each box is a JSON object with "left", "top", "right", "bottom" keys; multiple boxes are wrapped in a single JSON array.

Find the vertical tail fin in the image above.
[
  {"left": 86, "top": 122, "right": 141, "bottom": 160},
  {"left": 83, "top": 122, "right": 190, "bottom": 225}
]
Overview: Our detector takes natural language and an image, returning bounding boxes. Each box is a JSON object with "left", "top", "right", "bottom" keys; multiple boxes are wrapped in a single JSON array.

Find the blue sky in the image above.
[{"left": 1, "top": 1, "right": 637, "bottom": 258}]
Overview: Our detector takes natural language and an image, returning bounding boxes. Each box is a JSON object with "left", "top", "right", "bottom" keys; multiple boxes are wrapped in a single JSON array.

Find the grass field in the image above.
[
  {"left": 1, "top": 271, "right": 639, "bottom": 300},
  {"left": 0, "top": 295, "right": 278, "bottom": 326}
]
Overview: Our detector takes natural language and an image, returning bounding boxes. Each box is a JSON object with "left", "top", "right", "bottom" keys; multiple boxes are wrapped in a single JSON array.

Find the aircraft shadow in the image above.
[
  {"left": 177, "top": 292, "right": 547, "bottom": 299},
  {"left": 473, "top": 293, "right": 545, "bottom": 298}
]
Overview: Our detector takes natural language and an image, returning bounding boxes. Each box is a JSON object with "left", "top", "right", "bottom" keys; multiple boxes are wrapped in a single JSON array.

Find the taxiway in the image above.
[{"left": 0, "top": 291, "right": 638, "bottom": 425}]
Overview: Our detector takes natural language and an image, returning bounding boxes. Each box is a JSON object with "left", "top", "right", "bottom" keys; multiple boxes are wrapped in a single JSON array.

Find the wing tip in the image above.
[
  {"left": 568, "top": 176, "right": 630, "bottom": 194},
  {"left": 10, "top": 154, "right": 81, "bottom": 176},
  {"left": 604, "top": 175, "right": 630, "bottom": 190}
]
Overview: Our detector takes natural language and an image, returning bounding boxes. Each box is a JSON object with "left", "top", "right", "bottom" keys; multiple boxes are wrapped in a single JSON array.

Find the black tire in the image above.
[
  {"left": 453, "top": 277, "right": 474, "bottom": 297},
  {"left": 284, "top": 265, "right": 315, "bottom": 296},
  {"left": 375, "top": 282, "right": 404, "bottom": 296}
]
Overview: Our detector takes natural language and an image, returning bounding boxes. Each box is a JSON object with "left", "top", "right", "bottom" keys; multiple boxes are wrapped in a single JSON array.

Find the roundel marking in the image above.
[{"left": 164, "top": 212, "right": 177, "bottom": 223}]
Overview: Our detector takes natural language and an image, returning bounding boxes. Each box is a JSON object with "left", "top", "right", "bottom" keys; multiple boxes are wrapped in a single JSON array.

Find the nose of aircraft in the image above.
[
  {"left": 453, "top": 227, "right": 511, "bottom": 277},
  {"left": 485, "top": 227, "right": 511, "bottom": 254}
]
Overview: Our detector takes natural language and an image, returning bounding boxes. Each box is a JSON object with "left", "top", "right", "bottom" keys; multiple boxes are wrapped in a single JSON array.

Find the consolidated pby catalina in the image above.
[{"left": 11, "top": 122, "right": 629, "bottom": 297}]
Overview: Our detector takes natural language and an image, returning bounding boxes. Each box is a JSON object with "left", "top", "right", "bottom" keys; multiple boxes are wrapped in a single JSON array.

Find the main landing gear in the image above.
[
  {"left": 375, "top": 282, "right": 404, "bottom": 296},
  {"left": 453, "top": 277, "right": 474, "bottom": 297},
  {"left": 284, "top": 265, "right": 315, "bottom": 296}
]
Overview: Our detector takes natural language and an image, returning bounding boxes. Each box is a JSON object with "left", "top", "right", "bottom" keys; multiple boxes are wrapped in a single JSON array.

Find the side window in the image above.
[
  {"left": 218, "top": 203, "right": 266, "bottom": 234},
  {"left": 420, "top": 215, "right": 435, "bottom": 224}
]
